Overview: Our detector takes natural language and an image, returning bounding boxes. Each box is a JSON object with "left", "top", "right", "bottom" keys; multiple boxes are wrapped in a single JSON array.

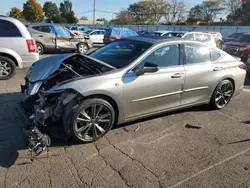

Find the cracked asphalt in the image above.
[{"left": 1, "top": 63, "right": 250, "bottom": 188}]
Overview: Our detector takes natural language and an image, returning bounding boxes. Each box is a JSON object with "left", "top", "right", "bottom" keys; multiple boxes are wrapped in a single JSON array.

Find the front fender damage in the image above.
[{"left": 17, "top": 89, "right": 83, "bottom": 157}]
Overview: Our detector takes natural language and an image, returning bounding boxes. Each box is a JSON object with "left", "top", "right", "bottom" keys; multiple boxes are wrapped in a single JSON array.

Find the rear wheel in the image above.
[
  {"left": 210, "top": 80, "right": 234, "bottom": 110},
  {"left": 0, "top": 56, "right": 16, "bottom": 80},
  {"left": 36, "top": 42, "right": 44, "bottom": 54},
  {"left": 77, "top": 43, "right": 88, "bottom": 54},
  {"left": 68, "top": 98, "right": 115, "bottom": 143}
]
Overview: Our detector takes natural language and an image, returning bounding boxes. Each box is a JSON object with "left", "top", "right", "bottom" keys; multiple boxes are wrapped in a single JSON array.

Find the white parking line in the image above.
[{"left": 170, "top": 147, "right": 250, "bottom": 188}]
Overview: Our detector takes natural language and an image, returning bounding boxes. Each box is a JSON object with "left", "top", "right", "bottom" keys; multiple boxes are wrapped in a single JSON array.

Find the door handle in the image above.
[
  {"left": 171, "top": 73, "right": 184, "bottom": 78},
  {"left": 38, "top": 35, "right": 43, "bottom": 37},
  {"left": 213, "top": 67, "right": 223, "bottom": 71}
]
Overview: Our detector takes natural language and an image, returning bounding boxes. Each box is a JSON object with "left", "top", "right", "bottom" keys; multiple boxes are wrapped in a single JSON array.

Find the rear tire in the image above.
[
  {"left": 36, "top": 42, "right": 44, "bottom": 54},
  {"left": 210, "top": 80, "right": 234, "bottom": 110},
  {"left": 0, "top": 56, "right": 16, "bottom": 80}
]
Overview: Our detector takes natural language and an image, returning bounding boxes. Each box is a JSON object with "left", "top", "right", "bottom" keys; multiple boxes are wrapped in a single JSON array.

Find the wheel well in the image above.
[
  {"left": 36, "top": 42, "right": 43, "bottom": 46},
  {"left": 225, "top": 78, "right": 235, "bottom": 92},
  {"left": 0, "top": 53, "right": 18, "bottom": 67},
  {"left": 84, "top": 94, "right": 119, "bottom": 124}
]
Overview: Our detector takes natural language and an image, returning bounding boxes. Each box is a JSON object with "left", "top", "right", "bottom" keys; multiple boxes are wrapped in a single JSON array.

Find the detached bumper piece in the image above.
[
  {"left": 25, "top": 126, "right": 51, "bottom": 156},
  {"left": 17, "top": 102, "right": 52, "bottom": 158}
]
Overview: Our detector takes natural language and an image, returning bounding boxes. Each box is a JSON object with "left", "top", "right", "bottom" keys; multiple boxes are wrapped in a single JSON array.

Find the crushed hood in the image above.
[{"left": 26, "top": 53, "right": 75, "bottom": 83}]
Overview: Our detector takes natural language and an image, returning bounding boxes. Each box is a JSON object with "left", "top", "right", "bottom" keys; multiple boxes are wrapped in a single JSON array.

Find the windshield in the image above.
[
  {"left": 234, "top": 34, "right": 250, "bottom": 42},
  {"left": 90, "top": 40, "right": 152, "bottom": 69},
  {"left": 229, "top": 33, "right": 244, "bottom": 39}
]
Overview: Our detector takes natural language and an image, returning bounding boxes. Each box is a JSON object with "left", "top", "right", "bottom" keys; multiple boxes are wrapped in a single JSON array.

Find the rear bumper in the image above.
[{"left": 20, "top": 53, "right": 39, "bottom": 68}]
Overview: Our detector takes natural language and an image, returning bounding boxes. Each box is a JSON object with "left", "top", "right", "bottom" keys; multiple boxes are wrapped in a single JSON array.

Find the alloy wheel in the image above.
[
  {"left": 0, "top": 61, "right": 11, "bottom": 77},
  {"left": 73, "top": 103, "right": 113, "bottom": 141},
  {"left": 37, "top": 45, "right": 42, "bottom": 54},
  {"left": 215, "top": 82, "right": 233, "bottom": 108},
  {"left": 78, "top": 44, "right": 88, "bottom": 54}
]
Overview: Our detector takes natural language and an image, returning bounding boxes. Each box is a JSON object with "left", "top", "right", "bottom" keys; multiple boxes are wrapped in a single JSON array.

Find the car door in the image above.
[
  {"left": 31, "top": 25, "right": 56, "bottom": 49},
  {"left": 181, "top": 42, "right": 225, "bottom": 105},
  {"left": 123, "top": 43, "right": 185, "bottom": 120},
  {"left": 89, "top": 31, "right": 99, "bottom": 43},
  {"left": 53, "top": 25, "right": 75, "bottom": 50}
]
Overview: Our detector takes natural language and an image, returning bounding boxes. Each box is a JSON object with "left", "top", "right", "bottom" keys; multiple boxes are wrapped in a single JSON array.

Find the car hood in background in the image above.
[{"left": 26, "top": 53, "right": 76, "bottom": 83}]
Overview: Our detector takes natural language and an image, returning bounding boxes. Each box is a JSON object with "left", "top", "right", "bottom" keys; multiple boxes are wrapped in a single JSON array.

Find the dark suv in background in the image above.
[{"left": 223, "top": 33, "right": 250, "bottom": 62}]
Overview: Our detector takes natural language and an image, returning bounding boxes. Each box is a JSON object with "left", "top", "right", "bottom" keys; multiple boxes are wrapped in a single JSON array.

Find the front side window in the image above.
[
  {"left": 137, "top": 44, "right": 180, "bottom": 69},
  {"left": 90, "top": 40, "right": 152, "bottom": 69},
  {"left": 0, "top": 20, "right": 22, "bottom": 37},
  {"left": 53, "top": 25, "right": 70, "bottom": 37}
]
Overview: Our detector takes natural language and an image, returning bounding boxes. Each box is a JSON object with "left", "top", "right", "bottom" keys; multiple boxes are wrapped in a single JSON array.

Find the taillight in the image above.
[
  {"left": 26, "top": 40, "right": 36, "bottom": 53},
  {"left": 110, "top": 36, "right": 118, "bottom": 40},
  {"left": 239, "top": 64, "right": 247, "bottom": 70}
]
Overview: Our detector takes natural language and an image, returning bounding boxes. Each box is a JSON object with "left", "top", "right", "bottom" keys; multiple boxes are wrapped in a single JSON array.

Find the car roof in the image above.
[
  {"left": 185, "top": 31, "right": 212, "bottom": 35},
  {"left": 122, "top": 36, "right": 191, "bottom": 44}
]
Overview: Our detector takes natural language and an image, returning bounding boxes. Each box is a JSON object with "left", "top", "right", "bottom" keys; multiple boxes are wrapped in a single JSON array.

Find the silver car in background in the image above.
[
  {"left": 27, "top": 24, "right": 93, "bottom": 55},
  {"left": 20, "top": 37, "right": 246, "bottom": 147},
  {"left": 182, "top": 32, "right": 218, "bottom": 48},
  {"left": 0, "top": 16, "right": 39, "bottom": 80}
]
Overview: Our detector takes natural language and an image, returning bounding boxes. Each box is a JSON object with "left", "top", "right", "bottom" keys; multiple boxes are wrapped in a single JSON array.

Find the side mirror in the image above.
[{"left": 136, "top": 62, "right": 159, "bottom": 76}]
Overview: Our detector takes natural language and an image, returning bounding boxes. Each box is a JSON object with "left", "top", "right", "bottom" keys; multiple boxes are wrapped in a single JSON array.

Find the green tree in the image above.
[
  {"left": 59, "top": 0, "right": 78, "bottom": 23},
  {"left": 43, "top": 1, "right": 61, "bottom": 23},
  {"left": 9, "top": 7, "right": 25, "bottom": 22},
  {"left": 187, "top": 0, "right": 224, "bottom": 24},
  {"left": 96, "top": 18, "right": 108, "bottom": 24},
  {"left": 23, "top": 0, "right": 44, "bottom": 22},
  {"left": 227, "top": 0, "right": 250, "bottom": 25},
  {"left": 80, "top": 16, "right": 88, "bottom": 20}
]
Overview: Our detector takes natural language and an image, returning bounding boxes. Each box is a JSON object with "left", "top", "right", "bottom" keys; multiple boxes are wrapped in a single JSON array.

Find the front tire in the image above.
[
  {"left": 0, "top": 56, "right": 16, "bottom": 80},
  {"left": 210, "top": 80, "right": 234, "bottom": 110},
  {"left": 77, "top": 43, "right": 88, "bottom": 54},
  {"left": 68, "top": 98, "right": 115, "bottom": 143}
]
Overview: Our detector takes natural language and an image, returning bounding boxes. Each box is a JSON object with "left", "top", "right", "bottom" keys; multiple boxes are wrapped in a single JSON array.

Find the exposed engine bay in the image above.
[{"left": 18, "top": 54, "right": 115, "bottom": 157}]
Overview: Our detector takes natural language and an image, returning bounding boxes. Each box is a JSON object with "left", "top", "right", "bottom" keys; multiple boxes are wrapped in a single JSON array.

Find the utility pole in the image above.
[{"left": 93, "top": 0, "right": 96, "bottom": 25}]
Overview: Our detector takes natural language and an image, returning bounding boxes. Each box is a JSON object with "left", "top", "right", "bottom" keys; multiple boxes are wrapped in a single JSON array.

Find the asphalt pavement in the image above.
[{"left": 0, "top": 67, "right": 250, "bottom": 188}]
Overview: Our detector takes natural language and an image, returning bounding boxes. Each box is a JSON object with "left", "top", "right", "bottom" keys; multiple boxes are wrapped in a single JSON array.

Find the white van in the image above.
[{"left": 0, "top": 16, "right": 39, "bottom": 80}]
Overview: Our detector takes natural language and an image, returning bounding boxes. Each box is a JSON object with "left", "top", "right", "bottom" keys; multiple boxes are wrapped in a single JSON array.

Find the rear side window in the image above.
[
  {"left": 184, "top": 43, "right": 210, "bottom": 64},
  {"left": 32, "top": 26, "right": 51, "bottom": 33},
  {"left": 210, "top": 49, "right": 222, "bottom": 62},
  {"left": 184, "top": 43, "right": 222, "bottom": 64},
  {"left": 0, "top": 20, "right": 22, "bottom": 37}
]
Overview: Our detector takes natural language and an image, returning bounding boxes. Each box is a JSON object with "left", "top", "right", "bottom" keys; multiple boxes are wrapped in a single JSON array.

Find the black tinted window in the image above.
[
  {"left": 140, "top": 44, "right": 179, "bottom": 68},
  {"left": 0, "top": 20, "right": 21, "bottom": 37},
  {"left": 32, "top": 26, "right": 51, "bottom": 33},
  {"left": 90, "top": 40, "right": 152, "bottom": 69},
  {"left": 235, "top": 34, "right": 250, "bottom": 42},
  {"left": 184, "top": 43, "right": 210, "bottom": 64},
  {"left": 210, "top": 48, "right": 222, "bottom": 61}
]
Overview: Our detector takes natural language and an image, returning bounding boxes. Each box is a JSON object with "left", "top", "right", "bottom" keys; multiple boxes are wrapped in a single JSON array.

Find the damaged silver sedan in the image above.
[{"left": 18, "top": 37, "right": 246, "bottom": 155}]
